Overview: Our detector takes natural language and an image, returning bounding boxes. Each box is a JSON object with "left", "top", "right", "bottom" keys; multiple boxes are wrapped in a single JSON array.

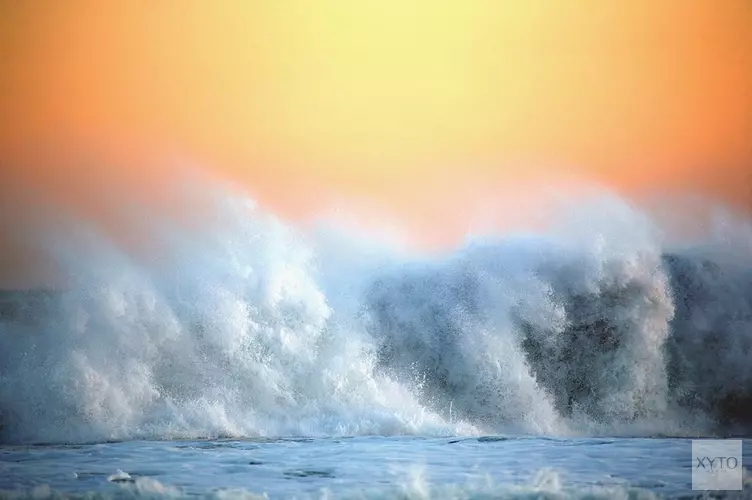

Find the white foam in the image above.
[{"left": 1, "top": 173, "right": 751, "bottom": 444}]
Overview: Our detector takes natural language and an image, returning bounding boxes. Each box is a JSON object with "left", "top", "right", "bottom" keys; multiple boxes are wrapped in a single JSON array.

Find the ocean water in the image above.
[
  {"left": 2, "top": 437, "right": 752, "bottom": 499},
  {"left": 1, "top": 175, "right": 751, "bottom": 498}
]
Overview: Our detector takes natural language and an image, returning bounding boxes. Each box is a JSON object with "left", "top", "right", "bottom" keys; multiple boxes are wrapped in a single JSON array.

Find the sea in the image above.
[
  {"left": 1, "top": 176, "right": 751, "bottom": 498},
  {"left": 2, "top": 436, "right": 752, "bottom": 499}
]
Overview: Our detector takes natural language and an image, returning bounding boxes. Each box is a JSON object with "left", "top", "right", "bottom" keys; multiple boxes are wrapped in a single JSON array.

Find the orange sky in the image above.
[{"left": 0, "top": 1, "right": 751, "bottom": 286}]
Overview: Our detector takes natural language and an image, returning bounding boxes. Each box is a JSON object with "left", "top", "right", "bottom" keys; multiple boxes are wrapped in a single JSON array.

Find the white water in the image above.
[{"left": 1, "top": 173, "right": 751, "bottom": 444}]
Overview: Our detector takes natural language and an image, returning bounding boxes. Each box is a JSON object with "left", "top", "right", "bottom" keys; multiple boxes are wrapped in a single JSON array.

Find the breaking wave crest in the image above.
[{"left": 1, "top": 174, "right": 751, "bottom": 444}]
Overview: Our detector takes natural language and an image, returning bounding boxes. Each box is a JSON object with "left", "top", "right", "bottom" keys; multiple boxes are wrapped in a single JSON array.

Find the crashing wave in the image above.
[{"left": 1, "top": 181, "right": 751, "bottom": 444}]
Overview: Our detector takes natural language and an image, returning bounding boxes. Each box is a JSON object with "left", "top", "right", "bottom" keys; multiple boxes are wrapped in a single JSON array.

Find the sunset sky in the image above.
[{"left": 0, "top": 1, "right": 750, "bottom": 286}]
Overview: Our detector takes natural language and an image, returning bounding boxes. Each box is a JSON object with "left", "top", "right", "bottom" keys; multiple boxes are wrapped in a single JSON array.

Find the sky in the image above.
[{"left": 0, "top": 1, "right": 750, "bottom": 286}]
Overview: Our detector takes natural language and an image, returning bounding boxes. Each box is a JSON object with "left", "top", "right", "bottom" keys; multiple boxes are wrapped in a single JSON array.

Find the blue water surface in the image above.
[{"left": 2, "top": 437, "right": 752, "bottom": 499}]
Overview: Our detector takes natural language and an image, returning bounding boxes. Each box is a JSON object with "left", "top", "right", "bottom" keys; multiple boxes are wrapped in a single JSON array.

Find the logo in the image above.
[{"left": 692, "top": 439, "right": 742, "bottom": 491}]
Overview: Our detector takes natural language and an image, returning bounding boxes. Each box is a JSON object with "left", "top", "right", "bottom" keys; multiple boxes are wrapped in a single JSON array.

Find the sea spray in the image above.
[
  {"left": 1, "top": 175, "right": 751, "bottom": 444},
  {"left": 0, "top": 181, "right": 459, "bottom": 444}
]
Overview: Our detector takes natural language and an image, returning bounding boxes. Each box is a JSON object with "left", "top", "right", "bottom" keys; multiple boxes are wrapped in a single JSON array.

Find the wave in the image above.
[{"left": 1, "top": 175, "right": 751, "bottom": 444}]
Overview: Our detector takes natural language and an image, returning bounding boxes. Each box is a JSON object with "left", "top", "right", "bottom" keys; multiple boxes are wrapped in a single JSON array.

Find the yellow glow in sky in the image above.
[{"left": 0, "top": 1, "right": 751, "bottom": 284}]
